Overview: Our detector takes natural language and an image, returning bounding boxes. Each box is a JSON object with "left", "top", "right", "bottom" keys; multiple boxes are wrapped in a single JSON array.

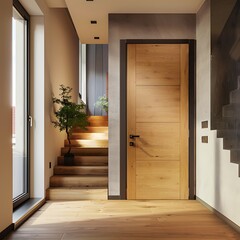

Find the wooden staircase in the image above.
[
  {"left": 217, "top": 77, "right": 240, "bottom": 177},
  {"left": 46, "top": 116, "right": 108, "bottom": 200}
]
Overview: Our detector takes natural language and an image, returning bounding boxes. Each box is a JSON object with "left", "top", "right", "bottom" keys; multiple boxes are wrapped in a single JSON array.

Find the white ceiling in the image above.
[{"left": 46, "top": 0, "right": 205, "bottom": 44}]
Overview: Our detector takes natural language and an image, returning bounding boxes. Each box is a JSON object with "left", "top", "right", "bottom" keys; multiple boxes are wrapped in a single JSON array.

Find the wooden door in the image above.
[{"left": 127, "top": 44, "right": 189, "bottom": 200}]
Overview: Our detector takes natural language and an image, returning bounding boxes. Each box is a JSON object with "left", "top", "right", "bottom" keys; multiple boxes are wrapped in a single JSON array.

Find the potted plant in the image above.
[
  {"left": 95, "top": 94, "right": 108, "bottom": 114},
  {"left": 52, "top": 84, "right": 89, "bottom": 165}
]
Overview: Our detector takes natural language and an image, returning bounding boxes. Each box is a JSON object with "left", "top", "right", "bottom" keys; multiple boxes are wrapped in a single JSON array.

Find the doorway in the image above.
[{"left": 119, "top": 40, "right": 196, "bottom": 200}]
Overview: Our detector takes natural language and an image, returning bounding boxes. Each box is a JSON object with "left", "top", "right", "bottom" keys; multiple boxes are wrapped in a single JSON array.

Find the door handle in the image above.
[{"left": 129, "top": 134, "right": 140, "bottom": 139}]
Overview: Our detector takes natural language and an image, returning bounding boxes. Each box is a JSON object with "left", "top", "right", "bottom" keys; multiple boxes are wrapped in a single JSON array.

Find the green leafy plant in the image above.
[
  {"left": 95, "top": 95, "right": 108, "bottom": 113},
  {"left": 52, "top": 84, "right": 88, "bottom": 156}
]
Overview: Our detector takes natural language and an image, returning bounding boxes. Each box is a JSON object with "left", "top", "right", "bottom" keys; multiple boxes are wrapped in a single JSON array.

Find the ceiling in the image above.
[{"left": 45, "top": 0, "right": 205, "bottom": 44}]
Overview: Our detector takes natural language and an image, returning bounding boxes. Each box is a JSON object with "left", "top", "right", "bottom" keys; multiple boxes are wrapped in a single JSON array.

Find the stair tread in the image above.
[
  {"left": 46, "top": 187, "right": 108, "bottom": 200},
  {"left": 57, "top": 156, "right": 108, "bottom": 166},
  {"left": 64, "top": 139, "right": 108, "bottom": 148},
  {"left": 47, "top": 186, "right": 107, "bottom": 190},
  {"left": 54, "top": 166, "right": 108, "bottom": 175},
  {"left": 70, "top": 133, "right": 108, "bottom": 140},
  {"left": 55, "top": 165, "right": 108, "bottom": 169},
  {"left": 61, "top": 147, "right": 108, "bottom": 156},
  {"left": 62, "top": 147, "right": 108, "bottom": 149},
  {"left": 51, "top": 174, "right": 108, "bottom": 178}
]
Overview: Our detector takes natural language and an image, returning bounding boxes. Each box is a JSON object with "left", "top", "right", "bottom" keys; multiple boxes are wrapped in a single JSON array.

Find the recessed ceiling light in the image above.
[
  {"left": 86, "top": 0, "right": 94, "bottom": 1},
  {"left": 94, "top": 37, "right": 100, "bottom": 39},
  {"left": 91, "top": 20, "right": 97, "bottom": 24}
]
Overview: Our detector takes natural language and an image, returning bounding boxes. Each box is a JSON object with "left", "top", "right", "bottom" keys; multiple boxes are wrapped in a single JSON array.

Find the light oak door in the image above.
[{"left": 127, "top": 44, "right": 189, "bottom": 200}]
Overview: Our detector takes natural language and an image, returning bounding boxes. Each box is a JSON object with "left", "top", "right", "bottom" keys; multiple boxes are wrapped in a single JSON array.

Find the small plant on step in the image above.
[
  {"left": 52, "top": 84, "right": 89, "bottom": 165},
  {"left": 95, "top": 95, "right": 108, "bottom": 114}
]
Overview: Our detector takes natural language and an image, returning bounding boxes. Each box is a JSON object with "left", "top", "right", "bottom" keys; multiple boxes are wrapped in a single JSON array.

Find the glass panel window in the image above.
[{"left": 12, "top": 2, "right": 30, "bottom": 208}]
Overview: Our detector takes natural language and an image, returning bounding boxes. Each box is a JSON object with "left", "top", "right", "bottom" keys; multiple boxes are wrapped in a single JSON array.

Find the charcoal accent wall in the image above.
[
  {"left": 211, "top": 0, "right": 240, "bottom": 129},
  {"left": 86, "top": 44, "right": 108, "bottom": 116},
  {"left": 108, "top": 14, "right": 196, "bottom": 197}
]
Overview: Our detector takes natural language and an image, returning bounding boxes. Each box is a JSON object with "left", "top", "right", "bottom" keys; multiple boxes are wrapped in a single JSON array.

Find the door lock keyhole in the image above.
[{"left": 129, "top": 142, "right": 135, "bottom": 147}]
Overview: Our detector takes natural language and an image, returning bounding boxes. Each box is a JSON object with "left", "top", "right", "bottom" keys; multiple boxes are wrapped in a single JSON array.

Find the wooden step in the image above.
[
  {"left": 54, "top": 166, "right": 108, "bottom": 175},
  {"left": 46, "top": 187, "right": 108, "bottom": 200},
  {"left": 88, "top": 116, "right": 108, "bottom": 127},
  {"left": 61, "top": 147, "right": 108, "bottom": 156},
  {"left": 65, "top": 139, "right": 108, "bottom": 148},
  {"left": 88, "top": 116, "right": 108, "bottom": 122},
  {"left": 57, "top": 156, "right": 108, "bottom": 166},
  {"left": 50, "top": 175, "right": 108, "bottom": 188},
  {"left": 70, "top": 132, "right": 108, "bottom": 140},
  {"left": 73, "top": 126, "right": 108, "bottom": 133},
  {"left": 88, "top": 121, "right": 108, "bottom": 127}
]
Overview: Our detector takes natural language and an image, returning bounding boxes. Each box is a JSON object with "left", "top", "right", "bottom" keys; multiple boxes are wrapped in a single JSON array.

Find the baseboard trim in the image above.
[
  {"left": 196, "top": 197, "right": 240, "bottom": 233},
  {"left": 108, "top": 195, "right": 121, "bottom": 200},
  {"left": 0, "top": 224, "right": 14, "bottom": 240}
]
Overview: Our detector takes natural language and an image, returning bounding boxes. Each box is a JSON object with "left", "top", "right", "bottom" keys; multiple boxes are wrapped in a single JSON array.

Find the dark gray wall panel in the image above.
[
  {"left": 108, "top": 14, "right": 196, "bottom": 196},
  {"left": 86, "top": 44, "right": 108, "bottom": 116}
]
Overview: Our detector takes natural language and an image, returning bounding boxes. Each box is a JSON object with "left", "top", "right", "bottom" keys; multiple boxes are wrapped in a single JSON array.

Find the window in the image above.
[{"left": 12, "top": 0, "right": 30, "bottom": 208}]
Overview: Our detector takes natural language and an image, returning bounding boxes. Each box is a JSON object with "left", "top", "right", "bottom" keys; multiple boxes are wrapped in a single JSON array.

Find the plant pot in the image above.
[{"left": 64, "top": 152, "right": 74, "bottom": 166}]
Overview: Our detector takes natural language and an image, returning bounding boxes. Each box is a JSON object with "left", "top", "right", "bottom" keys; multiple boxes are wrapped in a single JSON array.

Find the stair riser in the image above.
[
  {"left": 223, "top": 104, "right": 240, "bottom": 119},
  {"left": 61, "top": 148, "right": 108, "bottom": 156},
  {"left": 215, "top": 119, "right": 240, "bottom": 131},
  {"left": 88, "top": 122, "right": 108, "bottom": 127},
  {"left": 57, "top": 156, "right": 108, "bottom": 166},
  {"left": 54, "top": 166, "right": 108, "bottom": 175},
  {"left": 88, "top": 116, "right": 108, "bottom": 121},
  {"left": 230, "top": 151, "right": 240, "bottom": 164},
  {"left": 46, "top": 188, "right": 108, "bottom": 200},
  {"left": 223, "top": 138, "right": 240, "bottom": 150},
  {"left": 65, "top": 140, "right": 108, "bottom": 148},
  {"left": 70, "top": 133, "right": 108, "bottom": 140},
  {"left": 73, "top": 127, "right": 108, "bottom": 133},
  {"left": 217, "top": 130, "right": 240, "bottom": 138},
  {"left": 50, "top": 176, "right": 108, "bottom": 188}
]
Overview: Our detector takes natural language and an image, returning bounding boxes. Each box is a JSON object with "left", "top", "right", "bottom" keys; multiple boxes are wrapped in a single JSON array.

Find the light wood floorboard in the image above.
[{"left": 5, "top": 200, "right": 240, "bottom": 240}]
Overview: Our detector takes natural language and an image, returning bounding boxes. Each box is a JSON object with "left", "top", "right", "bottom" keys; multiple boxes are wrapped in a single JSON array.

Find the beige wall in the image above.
[
  {"left": 196, "top": 0, "right": 240, "bottom": 226},
  {"left": 44, "top": 8, "right": 79, "bottom": 190},
  {"left": 0, "top": 0, "right": 13, "bottom": 232},
  {"left": 36, "top": 0, "right": 79, "bottom": 191},
  {"left": 108, "top": 14, "right": 196, "bottom": 196}
]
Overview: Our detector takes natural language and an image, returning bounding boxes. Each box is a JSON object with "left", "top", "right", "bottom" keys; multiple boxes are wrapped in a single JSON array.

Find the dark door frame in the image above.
[{"left": 119, "top": 39, "right": 196, "bottom": 200}]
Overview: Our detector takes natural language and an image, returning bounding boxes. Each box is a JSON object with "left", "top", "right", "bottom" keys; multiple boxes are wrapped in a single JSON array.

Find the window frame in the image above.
[{"left": 12, "top": 0, "right": 30, "bottom": 209}]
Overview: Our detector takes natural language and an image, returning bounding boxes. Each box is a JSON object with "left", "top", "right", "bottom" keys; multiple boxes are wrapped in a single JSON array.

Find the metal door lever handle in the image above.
[{"left": 129, "top": 134, "right": 140, "bottom": 139}]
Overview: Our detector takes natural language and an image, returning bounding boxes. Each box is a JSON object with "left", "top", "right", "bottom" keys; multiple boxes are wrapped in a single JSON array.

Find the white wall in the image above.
[
  {"left": 196, "top": 0, "right": 240, "bottom": 226},
  {"left": 30, "top": 16, "right": 45, "bottom": 198},
  {"left": 0, "top": 0, "right": 13, "bottom": 232}
]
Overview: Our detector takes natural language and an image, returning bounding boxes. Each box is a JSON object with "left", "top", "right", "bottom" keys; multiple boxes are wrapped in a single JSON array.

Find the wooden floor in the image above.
[{"left": 5, "top": 200, "right": 240, "bottom": 240}]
